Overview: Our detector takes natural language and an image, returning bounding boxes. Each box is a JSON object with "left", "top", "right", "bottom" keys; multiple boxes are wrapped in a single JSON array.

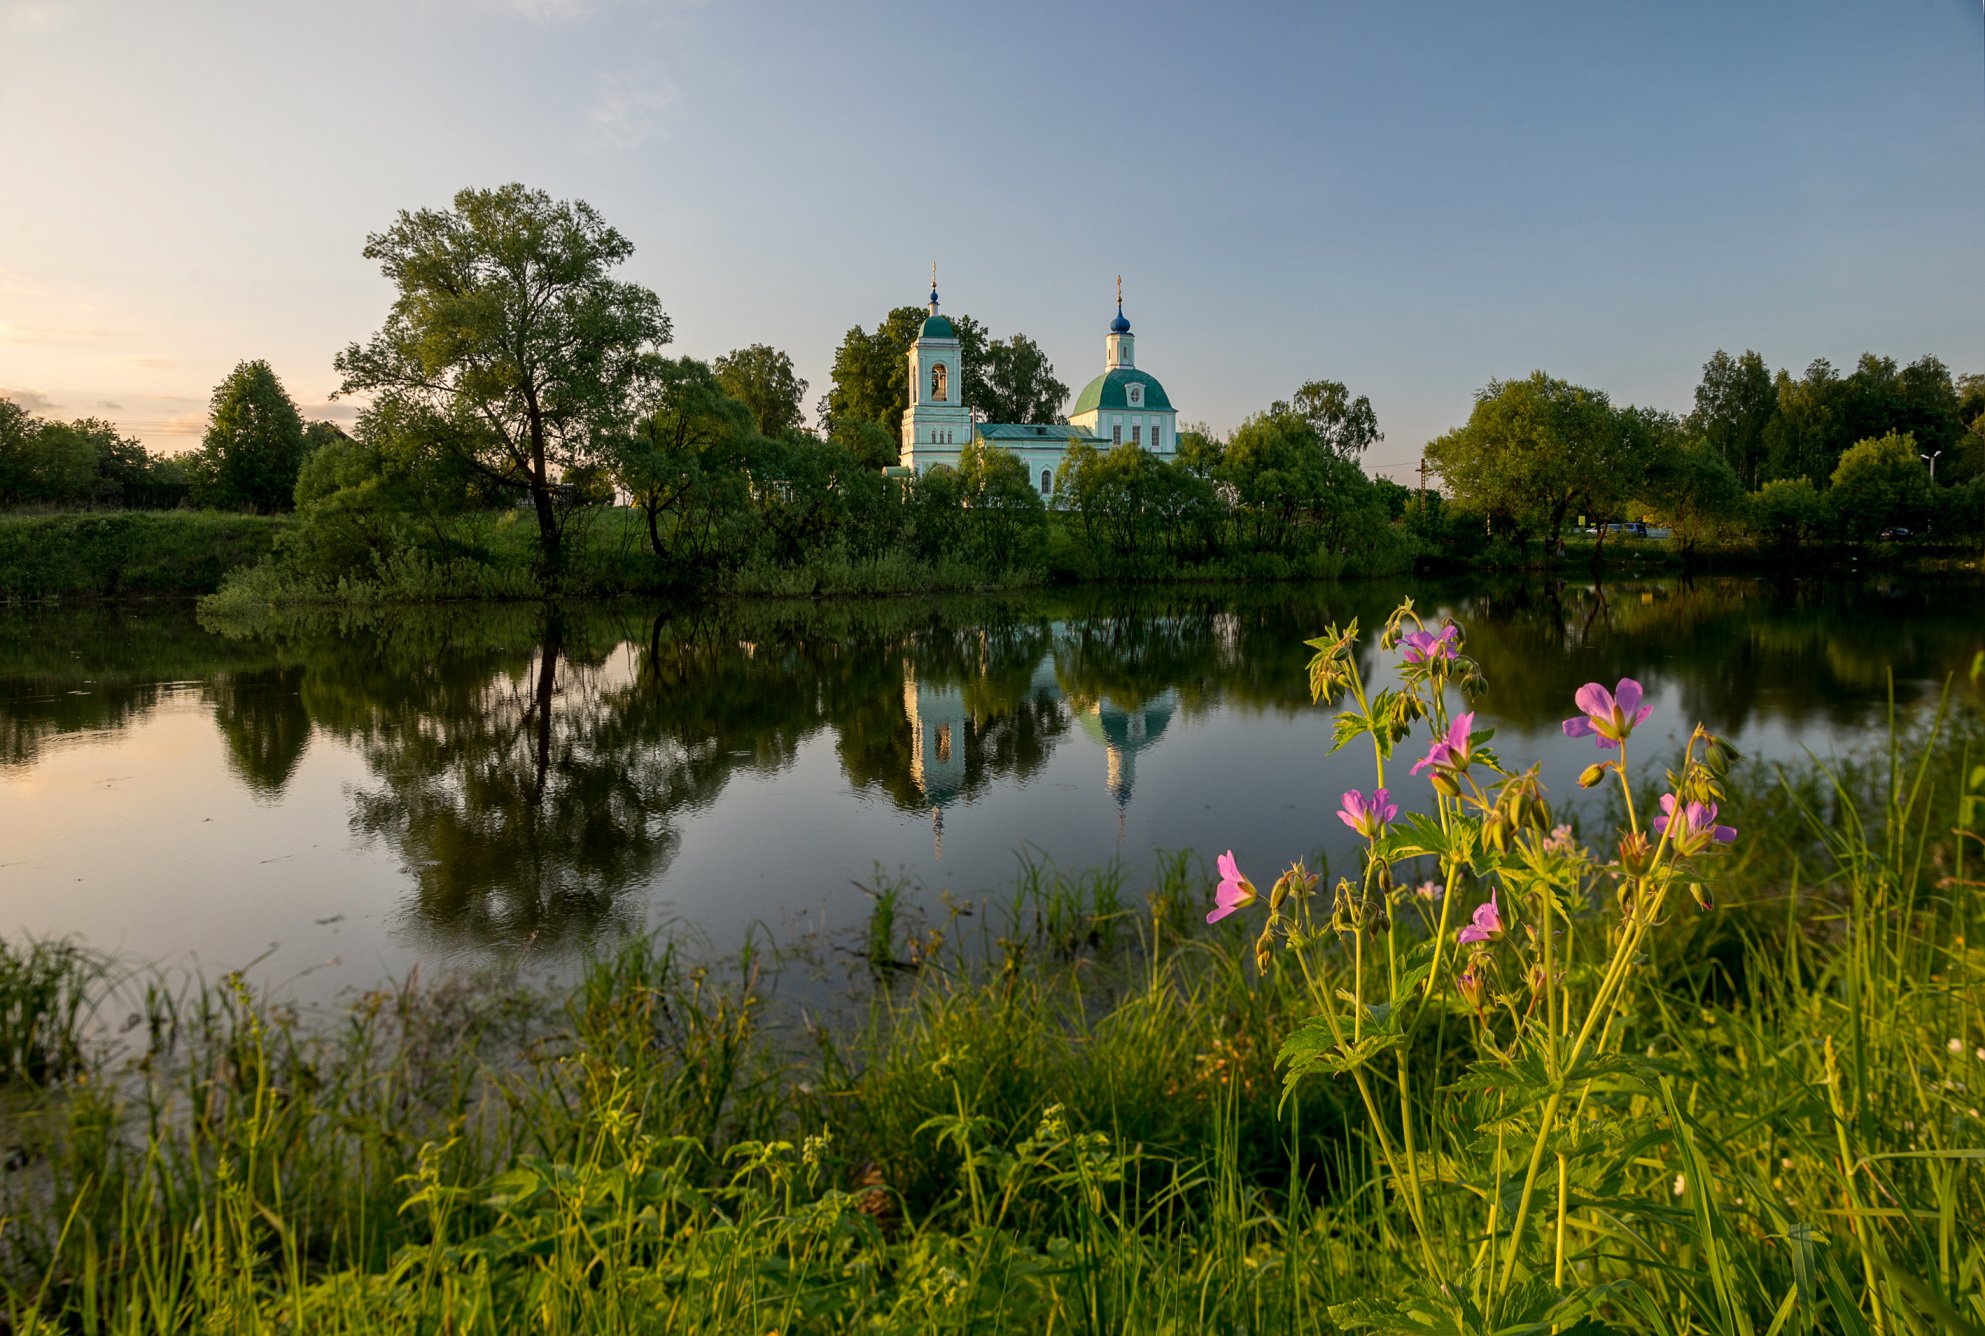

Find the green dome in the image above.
[
  {"left": 1071, "top": 368, "right": 1173, "bottom": 416},
  {"left": 919, "top": 313, "right": 955, "bottom": 340}
]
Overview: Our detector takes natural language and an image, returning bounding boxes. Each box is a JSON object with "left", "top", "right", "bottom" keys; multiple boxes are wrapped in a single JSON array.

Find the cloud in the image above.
[
  {"left": 588, "top": 73, "right": 678, "bottom": 149},
  {"left": 0, "top": 387, "right": 59, "bottom": 413},
  {"left": 98, "top": 399, "right": 124, "bottom": 411},
  {"left": 298, "top": 400, "right": 361, "bottom": 425}
]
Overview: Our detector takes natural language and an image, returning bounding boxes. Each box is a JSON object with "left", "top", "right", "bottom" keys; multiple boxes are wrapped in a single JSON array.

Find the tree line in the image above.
[{"left": 1425, "top": 355, "right": 1985, "bottom": 562}]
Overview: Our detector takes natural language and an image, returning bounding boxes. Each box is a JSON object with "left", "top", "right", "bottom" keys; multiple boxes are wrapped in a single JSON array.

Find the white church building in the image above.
[{"left": 898, "top": 277, "right": 1180, "bottom": 497}]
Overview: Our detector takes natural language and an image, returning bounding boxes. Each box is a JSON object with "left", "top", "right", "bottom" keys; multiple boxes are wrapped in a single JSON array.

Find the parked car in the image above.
[{"left": 1878, "top": 526, "right": 1913, "bottom": 542}]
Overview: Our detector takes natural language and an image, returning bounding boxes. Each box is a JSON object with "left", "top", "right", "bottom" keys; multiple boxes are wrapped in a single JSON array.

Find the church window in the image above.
[
  {"left": 932, "top": 363, "right": 948, "bottom": 402},
  {"left": 1128, "top": 384, "right": 1143, "bottom": 406},
  {"left": 1131, "top": 425, "right": 1141, "bottom": 446},
  {"left": 1112, "top": 425, "right": 1121, "bottom": 445},
  {"left": 1040, "top": 469, "right": 1052, "bottom": 495},
  {"left": 1151, "top": 424, "right": 1162, "bottom": 450}
]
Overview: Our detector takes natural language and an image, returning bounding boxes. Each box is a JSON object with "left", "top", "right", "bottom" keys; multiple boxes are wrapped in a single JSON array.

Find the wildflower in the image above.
[
  {"left": 1561, "top": 678, "right": 1652, "bottom": 750},
  {"left": 1456, "top": 889, "right": 1504, "bottom": 945},
  {"left": 1410, "top": 711, "right": 1476, "bottom": 778},
  {"left": 1400, "top": 624, "right": 1459, "bottom": 665},
  {"left": 1208, "top": 850, "right": 1257, "bottom": 924},
  {"left": 1673, "top": 1173, "right": 1686, "bottom": 1197},
  {"left": 1336, "top": 787, "right": 1397, "bottom": 840},
  {"left": 1543, "top": 823, "right": 1575, "bottom": 855},
  {"left": 1456, "top": 967, "right": 1485, "bottom": 1008},
  {"left": 1652, "top": 794, "right": 1738, "bottom": 856},
  {"left": 1951, "top": 1038, "right": 1966, "bottom": 1055},
  {"left": 1415, "top": 879, "right": 1443, "bottom": 901}
]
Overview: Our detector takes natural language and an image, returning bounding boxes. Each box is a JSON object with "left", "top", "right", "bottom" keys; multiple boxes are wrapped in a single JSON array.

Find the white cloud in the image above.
[
  {"left": 0, "top": 387, "right": 59, "bottom": 413},
  {"left": 588, "top": 73, "right": 678, "bottom": 150}
]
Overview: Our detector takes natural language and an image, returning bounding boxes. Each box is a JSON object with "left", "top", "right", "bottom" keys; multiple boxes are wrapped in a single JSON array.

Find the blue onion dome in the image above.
[{"left": 1110, "top": 303, "right": 1131, "bottom": 335}]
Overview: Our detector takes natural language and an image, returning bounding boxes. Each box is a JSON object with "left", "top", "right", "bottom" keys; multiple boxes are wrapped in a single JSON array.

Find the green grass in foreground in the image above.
[{"left": 0, "top": 722, "right": 1981, "bottom": 1332}]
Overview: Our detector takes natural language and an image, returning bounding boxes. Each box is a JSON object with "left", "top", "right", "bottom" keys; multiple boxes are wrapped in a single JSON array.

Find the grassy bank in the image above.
[
  {"left": 0, "top": 512, "right": 287, "bottom": 602},
  {"left": 0, "top": 693, "right": 1981, "bottom": 1332}
]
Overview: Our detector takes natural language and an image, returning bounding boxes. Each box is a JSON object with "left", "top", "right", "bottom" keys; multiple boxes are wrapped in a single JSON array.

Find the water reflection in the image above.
[{"left": 2, "top": 577, "right": 1979, "bottom": 956}]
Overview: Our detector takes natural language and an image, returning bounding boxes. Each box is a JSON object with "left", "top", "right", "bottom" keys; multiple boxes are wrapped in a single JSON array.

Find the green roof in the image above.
[
  {"left": 1070, "top": 368, "right": 1174, "bottom": 416},
  {"left": 918, "top": 313, "right": 955, "bottom": 339},
  {"left": 975, "top": 422, "right": 1100, "bottom": 444}
]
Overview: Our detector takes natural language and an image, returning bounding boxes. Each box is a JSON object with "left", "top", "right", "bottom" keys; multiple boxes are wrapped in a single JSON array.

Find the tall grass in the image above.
[{"left": 0, "top": 708, "right": 1980, "bottom": 1331}]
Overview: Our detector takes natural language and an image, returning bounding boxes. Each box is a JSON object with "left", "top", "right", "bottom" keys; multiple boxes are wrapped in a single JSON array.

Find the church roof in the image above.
[
  {"left": 975, "top": 422, "right": 1101, "bottom": 443},
  {"left": 1071, "top": 368, "right": 1174, "bottom": 416},
  {"left": 919, "top": 313, "right": 955, "bottom": 339}
]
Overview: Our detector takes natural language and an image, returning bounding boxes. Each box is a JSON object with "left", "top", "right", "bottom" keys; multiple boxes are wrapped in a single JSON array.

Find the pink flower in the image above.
[
  {"left": 1336, "top": 787, "right": 1397, "bottom": 840},
  {"left": 1456, "top": 888, "right": 1504, "bottom": 945},
  {"left": 1410, "top": 712, "right": 1476, "bottom": 777},
  {"left": 1561, "top": 679, "right": 1652, "bottom": 750},
  {"left": 1652, "top": 794, "right": 1737, "bottom": 856},
  {"left": 1207, "top": 849, "right": 1257, "bottom": 924},
  {"left": 1400, "top": 624, "right": 1459, "bottom": 666}
]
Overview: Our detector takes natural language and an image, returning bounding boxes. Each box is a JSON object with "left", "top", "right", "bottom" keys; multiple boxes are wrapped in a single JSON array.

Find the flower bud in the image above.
[
  {"left": 1578, "top": 761, "right": 1609, "bottom": 789},
  {"left": 1617, "top": 830, "right": 1654, "bottom": 879},
  {"left": 1688, "top": 881, "right": 1713, "bottom": 912},
  {"left": 1430, "top": 770, "right": 1461, "bottom": 800},
  {"left": 1253, "top": 926, "right": 1276, "bottom": 975},
  {"left": 1456, "top": 966, "right": 1486, "bottom": 1009}
]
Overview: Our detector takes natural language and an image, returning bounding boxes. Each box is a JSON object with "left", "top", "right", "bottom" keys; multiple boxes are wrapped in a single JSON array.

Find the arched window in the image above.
[
  {"left": 932, "top": 363, "right": 948, "bottom": 402},
  {"left": 1040, "top": 469, "right": 1052, "bottom": 495}
]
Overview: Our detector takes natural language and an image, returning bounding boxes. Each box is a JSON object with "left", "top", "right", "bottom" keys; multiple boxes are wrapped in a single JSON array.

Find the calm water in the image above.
[{"left": 3, "top": 577, "right": 1981, "bottom": 1002}]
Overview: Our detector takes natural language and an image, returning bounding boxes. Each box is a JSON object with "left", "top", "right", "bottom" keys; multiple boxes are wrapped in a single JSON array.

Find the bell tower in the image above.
[
  {"left": 1105, "top": 274, "right": 1134, "bottom": 370},
  {"left": 901, "top": 265, "right": 971, "bottom": 470}
]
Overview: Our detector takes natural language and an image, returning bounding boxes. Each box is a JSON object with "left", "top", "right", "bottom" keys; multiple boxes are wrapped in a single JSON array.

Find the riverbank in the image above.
[{"left": 1, "top": 687, "right": 1980, "bottom": 1332}]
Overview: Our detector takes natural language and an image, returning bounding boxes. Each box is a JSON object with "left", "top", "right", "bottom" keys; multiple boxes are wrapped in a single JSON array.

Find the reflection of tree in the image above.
[{"left": 205, "top": 666, "right": 311, "bottom": 797}]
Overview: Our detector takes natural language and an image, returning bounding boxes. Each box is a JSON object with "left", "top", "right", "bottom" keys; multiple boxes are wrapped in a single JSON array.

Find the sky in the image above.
[{"left": 3, "top": 0, "right": 1983, "bottom": 479}]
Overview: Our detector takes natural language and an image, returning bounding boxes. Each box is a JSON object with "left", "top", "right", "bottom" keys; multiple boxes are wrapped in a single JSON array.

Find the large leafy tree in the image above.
[
  {"left": 1827, "top": 432, "right": 1931, "bottom": 541},
  {"left": 818, "top": 307, "right": 936, "bottom": 439},
  {"left": 191, "top": 360, "right": 307, "bottom": 511},
  {"left": 713, "top": 343, "right": 808, "bottom": 436},
  {"left": 976, "top": 333, "right": 1067, "bottom": 424},
  {"left": 1638, "top": 438, "right": 1744, "bottom": 564},
  {"left": 614, "top": 357, "right": 758, "bottom": 577},
  {"left": 1425, "top": 372, "right": 1615, "bottom": 555},
  {"left": 1286, "top": 379, "right": 1381, "bottom": 460},
  {"left": 334, "top": 184, "right": 672, "bottom": 576},
  {"left": 1761, "top": 358, "right": 1843, "bottom": 484},
  {"left": 1687, "top": 349, "right": 1775, "bottom": 490}
]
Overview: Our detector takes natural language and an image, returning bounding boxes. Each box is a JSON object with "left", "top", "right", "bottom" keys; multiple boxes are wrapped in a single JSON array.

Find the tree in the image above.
[
  {"left": 1827, "top": 432, "right": 1930, "bottom": 541},
  {"left": 713, "top": 343, "right": 808, "bottom": 436},
  {"left": 1638, "top": 439, "right": 1743, "bottom": 564},
  {"left": 1287, "top": 379, "right": 1381, "bottom": 460},
  {"left": 0, "top": 398, "right": 34, "bottom": 505},
  {"left": 334, "top": 184, "right": 672, "bottom": 577},
  {"left": 190, "top": 360, "right": 306, "bottom": 511},
  {"left": 976, "top": 333, "right": 1067, "bottom": 424},
  {"left": 1752, "top": 477, "right": 1825, "bottom": 552},
  {"left": 1173, "top": 423, "right": 1224, "bottom": 479},
  {"left": 613, "top": 357, "right": 757, "bottom": 577},
  {"left": 1761, "top": 358, "right": 1843, "bottom": 484},
  {"left": 1687, "top": 349, "right": 1775, "bottom": 490},
  {"left": 1425, "top": 372, "right": 1614, "bottom": 557}
]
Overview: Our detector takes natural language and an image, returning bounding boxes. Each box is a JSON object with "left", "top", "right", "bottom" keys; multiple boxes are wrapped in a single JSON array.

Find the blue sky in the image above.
[{"left": 3, "top": 0, "right": 1982, "bottom": 476}]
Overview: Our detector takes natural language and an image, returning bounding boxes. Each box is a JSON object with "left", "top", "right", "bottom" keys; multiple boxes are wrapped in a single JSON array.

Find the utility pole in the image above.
[{"left": 1416, "top": 455, "right": 1430, "bottom": 501}]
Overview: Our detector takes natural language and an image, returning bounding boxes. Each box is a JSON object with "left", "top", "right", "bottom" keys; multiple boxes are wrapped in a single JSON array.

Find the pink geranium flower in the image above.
[
  {"left": 1562, "top": 679, "right": 1652, "bottom": 750},
  {"left": 1652, "top": 794, "right": 1737, "bottom": 856},
  {"left": 1456, "top": 888, "right": 1504, "bottom": 945},
  {"left": 1400, "top": 624, "right": 1459, "bottom": 666},
  {"left": 1207, "top": 849, "right": 1257, "bottom": 924},
  {"left": 1336, "top": 788, "right": 1396, "bottom": 841},
  {"left": 1410, "top": 712, "right": 1476, "bottom": 777}
]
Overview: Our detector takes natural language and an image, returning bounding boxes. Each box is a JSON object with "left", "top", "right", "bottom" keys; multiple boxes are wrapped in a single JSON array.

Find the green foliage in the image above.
[
  {"left": 1688, "top": 349, "right": 1776, "bottom": 491},
  {"left": 714, "top": 342, "right": 809, "bottom": 436},
  {"left": 1288, "top": 377, "right": 1382, "bottom": 460},
  {"left": 1638, "top": 436, "right": 1745, "bottom": 559},
  {"left": 1826, "top": 431, "right": 1931, "bottom": 541},
  {"left": 1425, "top": 372, "right": 1619, "bottom": 554},
  {"left": 0, "top": 399, "right": 184, "bottom": 510},
  {"left": 1751, "top": 476, "right": 1826, "bottom": 551},
  {"left": 189, "top": 359, "right": 307, "bottom": 511},
  {"left": 976, "top": 332, "right": 1068, "bottom": 424},
  {"left": 334, "top": 183, "right": 673, "bottom": 575},
  {"left": 0, "top": 511, "right": 286, "bottom": 600}
]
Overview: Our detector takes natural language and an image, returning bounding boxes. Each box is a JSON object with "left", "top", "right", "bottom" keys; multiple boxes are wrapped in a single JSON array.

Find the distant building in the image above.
[{"left": 898, "top": 275, "right": 1180, "bottom": 500}]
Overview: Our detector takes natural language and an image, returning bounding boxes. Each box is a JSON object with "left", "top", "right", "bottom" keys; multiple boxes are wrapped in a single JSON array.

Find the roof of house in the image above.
[{"left": 1070, "top": 368, "right": 1174, "bottom": 416}]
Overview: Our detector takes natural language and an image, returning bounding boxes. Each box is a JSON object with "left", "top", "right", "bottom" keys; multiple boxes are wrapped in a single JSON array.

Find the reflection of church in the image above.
[
  {"left": 898, "top": 274, "right": 1181, "bottom": 498},
  {"left": 901, "top": 638, "right": 1177, "bottom": 855}
]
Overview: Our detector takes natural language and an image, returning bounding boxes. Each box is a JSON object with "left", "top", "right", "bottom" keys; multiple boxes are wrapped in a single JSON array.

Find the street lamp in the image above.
[{"left": 1920, "top": 448, "right": 1942, "bottom": 483}]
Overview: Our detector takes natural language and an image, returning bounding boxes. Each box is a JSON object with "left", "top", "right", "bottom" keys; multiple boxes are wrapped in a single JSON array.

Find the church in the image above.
[{"left": 897, "top": 276, "right": 1180, "bottom": 498}]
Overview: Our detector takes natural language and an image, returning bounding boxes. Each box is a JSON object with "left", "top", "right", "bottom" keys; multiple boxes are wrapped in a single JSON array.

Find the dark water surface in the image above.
[{"left": 3, "top": 577, "right": 1981, "bottom": 1001}]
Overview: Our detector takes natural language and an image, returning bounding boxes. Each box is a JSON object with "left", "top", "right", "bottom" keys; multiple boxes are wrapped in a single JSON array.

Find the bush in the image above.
[{"left": 0, "top": 512, "right": 287, "bottom": 601}]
